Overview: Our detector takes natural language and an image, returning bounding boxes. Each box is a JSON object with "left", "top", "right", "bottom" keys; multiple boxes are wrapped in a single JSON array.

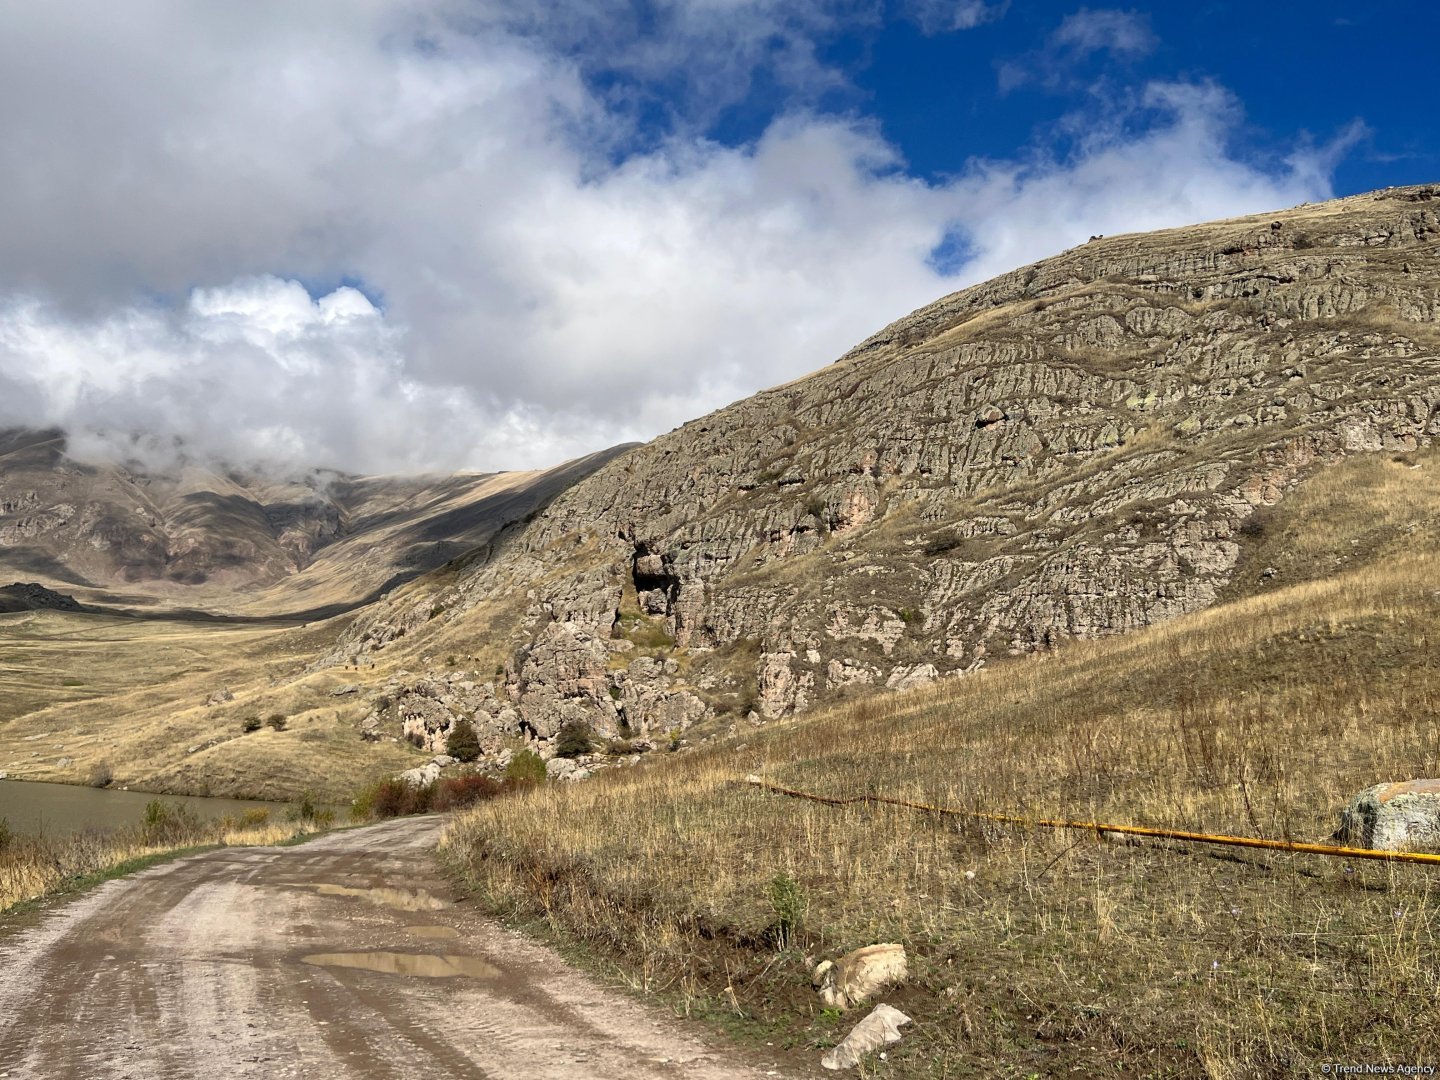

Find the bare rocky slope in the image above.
[
  {"left": 0, "top": 429, "right": 629, "bottom": 618},
  {"left": 319, "top": 185, "right": 1440, "bottom": 764}
]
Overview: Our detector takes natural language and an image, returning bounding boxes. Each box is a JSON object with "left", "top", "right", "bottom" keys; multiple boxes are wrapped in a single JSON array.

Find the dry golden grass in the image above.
[
  {"left": 0, "top": 807, "right": 325, "bottom": 913},
  {"left": 444, "top": 452, "right": 1440, "bottom": 1078},
  {"left": 0, "top": 611, "right": 416, "bottom": 800}
]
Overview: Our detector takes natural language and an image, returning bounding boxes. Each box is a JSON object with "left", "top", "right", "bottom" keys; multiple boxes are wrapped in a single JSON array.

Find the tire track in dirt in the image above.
[{"left": 0, "top": 817, "right": 806, "bottom": 1079}]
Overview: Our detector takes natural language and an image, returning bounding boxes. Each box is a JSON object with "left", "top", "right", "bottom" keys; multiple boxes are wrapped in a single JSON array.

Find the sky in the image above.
[{"left": 0, "top": 1, "right": 1433, "bottom": 475}]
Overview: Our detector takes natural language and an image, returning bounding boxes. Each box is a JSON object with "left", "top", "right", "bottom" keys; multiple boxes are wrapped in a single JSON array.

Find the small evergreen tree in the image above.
[
  {"left": 446, "top": 719, "right": 482, "bottom": 763},
  {"left": 553, "top": 721, "right": 595, "bottom": 759}
]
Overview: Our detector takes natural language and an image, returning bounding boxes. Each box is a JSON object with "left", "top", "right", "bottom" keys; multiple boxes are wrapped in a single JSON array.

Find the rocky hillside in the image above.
[
  {"left": 0, "top": 429, "right": 629, "bottom": 617},
  {"left": 324, "top": 185, "right": 1440, "bottom": 761}
]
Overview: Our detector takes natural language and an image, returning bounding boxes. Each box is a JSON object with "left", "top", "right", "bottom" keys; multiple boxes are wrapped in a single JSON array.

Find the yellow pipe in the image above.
[{"left": 742, "top": 778, "right": 1440, "bottom": 866}]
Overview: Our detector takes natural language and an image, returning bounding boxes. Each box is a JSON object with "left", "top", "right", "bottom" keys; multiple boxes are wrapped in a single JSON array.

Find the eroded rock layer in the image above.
[{"left": 325, "top": 187, "right": 1440, "bottom": 752}]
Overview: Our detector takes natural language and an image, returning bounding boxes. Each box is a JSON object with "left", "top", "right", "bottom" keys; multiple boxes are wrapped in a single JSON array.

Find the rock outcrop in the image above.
[
  {"left": 1332, "top": 779, "right": 1440, "bottom": 852},
  {"left": 313, "top": 187, "right": 1440, "bottom": 754},
  {"left": 0, "top": 582, "right": 84, "bottom": 613}
]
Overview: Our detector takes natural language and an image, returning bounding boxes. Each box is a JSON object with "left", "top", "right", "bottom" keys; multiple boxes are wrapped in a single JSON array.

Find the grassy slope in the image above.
[
  {"left": 0, "top": 545, "right": 539, "bottom": 799},
  {"left": 444, "top": 448, "right": 1440, "bottom": 1079},
  {"left": 0, "top": 612, "right": 419, "bottom": 800}
]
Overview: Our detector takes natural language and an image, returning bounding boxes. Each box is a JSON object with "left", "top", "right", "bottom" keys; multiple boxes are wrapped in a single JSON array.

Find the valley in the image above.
[{"left": 4, "top": 186, "right": 1440, "bottom": 1075}]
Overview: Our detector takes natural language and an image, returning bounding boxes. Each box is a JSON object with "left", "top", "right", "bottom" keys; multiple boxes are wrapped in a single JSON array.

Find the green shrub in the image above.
[
  {"left": 237, "top": 807, "right": 270, "bottom": 828},
  {"left": 354, "top": 772, "right": 521, "bottom": 820},
  {"left": 446, "top": 720, "right": 482, "bottom": 763},
  {"left": 288, "top": 791, "right": 331, "bottom": 825},
  {"left": 87, "top": 760, "right": 113, "bottom": 788},
  {"left": 505, "top": 749, "right": 546, "bottom": 786},
  {"left": 766, "top": 871, "right": 806, "bottom": 948},
  {"left": 265, "top": 713, "right": 287, "bottom": 732},
  {"left": 553, "top": 721, "right": 595, "bottom": 759},
  {"left": 141, "top": 800, "right": 201, "bottom": 845},
  {"left": 0, "top": 818, "right": 10, "bottom": 852},
  {"left": 241, "top": 716, "right": 262, "bottom": 734},
  {"left": 350, "top": 783, "right": 378, "bottom": 822},
  {"left": 352, "top": 777, "right": 436, "bottom": 819}
]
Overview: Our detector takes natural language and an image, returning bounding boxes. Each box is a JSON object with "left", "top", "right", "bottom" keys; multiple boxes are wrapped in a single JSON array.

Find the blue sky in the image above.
[
  {"left": 0, "top": 1, "right": 1432, "bottom": 473},
  {"left": 609, "top": 2, "right": 1428, "bottom": 193},
  {"left": 857, "top": 3, "right": 1423, "bottom": 191}
]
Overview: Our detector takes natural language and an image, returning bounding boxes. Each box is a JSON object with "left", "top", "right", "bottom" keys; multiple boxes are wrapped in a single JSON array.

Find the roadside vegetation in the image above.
[
  {"left": 443, "top": 451, "right": 1440, "bottom": 1077},
  {"left": 0, "top": 798, "right": 331, "bottom": 914},
  {"left": 350, "top": 750, "right": 548, "bottom": 819}
]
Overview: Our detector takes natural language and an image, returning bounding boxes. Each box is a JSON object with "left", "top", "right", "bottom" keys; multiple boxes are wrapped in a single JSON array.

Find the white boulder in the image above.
[
  {"left": 812, "top": 943, "right": 908, "bottom": 1010},
  {"left": 1334, "top": 779, "right": 1440, "bottom": 851},
  {"left": 397, "top": 762, "right": 441, "bottom": 788},
  {"left": 821, "top": 1003, "right": 912, "bottom": 1071}
]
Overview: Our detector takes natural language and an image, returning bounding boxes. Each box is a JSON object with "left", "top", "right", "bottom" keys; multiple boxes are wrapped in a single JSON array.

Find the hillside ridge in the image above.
[{"left": 315, "top": 183, "right": 1440, "bottom": 764}]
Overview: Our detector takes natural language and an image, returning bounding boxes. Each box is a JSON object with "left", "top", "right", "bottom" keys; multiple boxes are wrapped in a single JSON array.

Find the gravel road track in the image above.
[{"left": 0, "top": 817, "right": 801, "bottom": 1079}]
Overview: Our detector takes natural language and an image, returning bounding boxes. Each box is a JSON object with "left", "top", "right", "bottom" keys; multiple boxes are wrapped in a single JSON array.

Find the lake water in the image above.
[{"left": 0, "top": 779, "right": 280, "bottom": 836}]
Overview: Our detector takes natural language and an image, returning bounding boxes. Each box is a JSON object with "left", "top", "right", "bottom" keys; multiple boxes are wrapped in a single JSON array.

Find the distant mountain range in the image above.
[{"left": 0, "top": 428, "right": 630, "bottom": 620}]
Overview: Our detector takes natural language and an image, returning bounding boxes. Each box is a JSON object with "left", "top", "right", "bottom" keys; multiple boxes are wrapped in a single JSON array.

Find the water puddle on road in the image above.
[
  {"left": 303, "top": 951, "right": 498, "bottom": 979},
  {"left": 304, "top": 883, "right": 448, "bottom": 911},
  {"left": 404, "top": 925, "right": 460, "bottom": 940}
]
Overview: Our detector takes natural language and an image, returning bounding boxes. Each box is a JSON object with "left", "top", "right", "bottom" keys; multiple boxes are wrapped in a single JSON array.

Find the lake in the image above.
[{"left": 0, "top": 778, "right": 281, "bottom": 836}]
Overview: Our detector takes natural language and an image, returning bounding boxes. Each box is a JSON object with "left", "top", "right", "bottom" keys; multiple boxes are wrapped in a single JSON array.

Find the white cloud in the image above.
[
  {"left": 1000, "top": 7, "right": 1156, "bottom": 91},
  {"left": 902, "top": 0, "right": 1009, "bottom": 35},
  {"left": 944, "top": 82, "right": 1331, "bottom": 285},
  {"left": 1052, "top": 8, "right": 1156, "bottom": 57},
  {"left": 0, "top": 4, "right": 1350, "bottom": 476},
  {"left": 0, "top": 278, "right": 477, "bottom": 474}
]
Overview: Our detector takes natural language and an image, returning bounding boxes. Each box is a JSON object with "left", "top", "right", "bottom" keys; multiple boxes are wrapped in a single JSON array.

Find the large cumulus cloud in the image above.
[{"left": 0, "top": 2, "right": 1351, "bottom": 473}]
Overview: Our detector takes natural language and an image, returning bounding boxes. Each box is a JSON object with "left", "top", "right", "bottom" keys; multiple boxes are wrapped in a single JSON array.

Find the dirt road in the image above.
[{"left": 0, "top": 817, "right": 800, "bottom": 1079}]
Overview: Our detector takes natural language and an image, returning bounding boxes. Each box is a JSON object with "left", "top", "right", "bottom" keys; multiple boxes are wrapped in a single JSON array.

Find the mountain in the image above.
[
  {"left": 0, "top": 429, "right": 631, "bottom": 619},
  {"left": 3, "top": 184, "right": 1438, "bottom": 797},
  {"left": 317, "top": 184, "right": 1440, "bottom": 758}
]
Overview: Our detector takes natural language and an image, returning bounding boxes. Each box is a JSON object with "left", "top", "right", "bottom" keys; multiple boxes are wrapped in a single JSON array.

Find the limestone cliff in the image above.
[{"left": 326, "top": 185, "right": 1440, "bottom": 756}]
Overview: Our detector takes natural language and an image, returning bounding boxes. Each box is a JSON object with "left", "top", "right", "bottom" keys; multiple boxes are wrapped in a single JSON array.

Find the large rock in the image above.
[
  {"left": 545, "top": 757, "right": 592, "bottom": 783},
  {"left": 1333, "top": 779, "right": 1440, "bottom": 851},
  {"left": 0, "top": 582, "right": 83, "bottom": 613},
  {"left": 397, "top": 762, "right": 441, "bottom": 788},
  {"left": 821, "top": 1003, "right": 912, "bottom": 1071},
  {"left": 812, "top": 943, "right": 908, "bottom": 1010}
]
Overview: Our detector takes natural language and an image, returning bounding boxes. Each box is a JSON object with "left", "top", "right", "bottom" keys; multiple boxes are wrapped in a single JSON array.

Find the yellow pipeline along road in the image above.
[{"left": 742, "top": 777, "right": 1440, "bottom": 866}]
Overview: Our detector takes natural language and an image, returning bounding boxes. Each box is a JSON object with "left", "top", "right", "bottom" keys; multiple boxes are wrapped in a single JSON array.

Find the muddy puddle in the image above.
[
  {"left": 297, "top": 883, "right": 448, "bottom": 911},
  {"left": 303, "top": 951, "right": 499, "bottom": 979},
  {"left": 404, "top": 925, "right": 460, "bottom": 940}
]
